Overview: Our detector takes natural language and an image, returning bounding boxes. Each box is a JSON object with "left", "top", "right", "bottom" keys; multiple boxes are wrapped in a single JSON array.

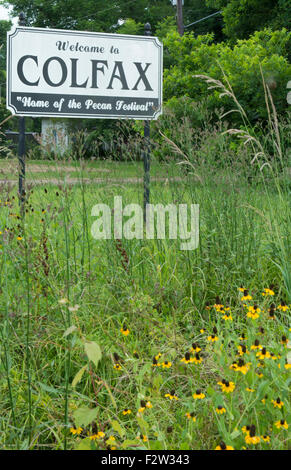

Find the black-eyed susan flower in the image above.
[
  {"left": 181, "top": 352, "right": 193, "bottom": 364},
  {"left": 275, "top": 419, "right": 288, "bottom": 430},
  {"left": 217, "top": 380, "right": 235, "bottom": 394},
  {"left": 261, "top": 435, "right": 270, "bottom": 443},
  {"left": 193, "top": 389, "right": 205, "bottom": 400},
  {"left": 185, "top": 412, "right": 196, "bottom": 422},
  {"left": 262, "top": 287, "right": 275, "bottom": 297},
  {"left": 145, "top": 401, "right": 152, "bottom": 409},
  {"left": 120, "top": 324, "right": 130, "bottom": 336},
  {"left": 215, "top": 441, "right": 234, "bottom": 450},
  {"left": 277, "top": 301, "right": 288, "bottom": 312},
  {"left": 284, "top": 363, "right": 291, "bottom": 370},
  {"left": 193, "top": 353, "right": 203, "bottom": 364},
  {"left": 216, "top": 405, "right": 226, "bottom": 415},
  {"left": 136, "top": 434, "right": 148, "bottom": 442},
  {"left": 271, "top": 398, "right": 284, "bottom": 409},
  {"left": 261, "top": 395, "right": 268, "bottom": 405},
  {"left": 237, "top": 344, "right": 248, "bottom": 356},
  {"left": 256, "top": 347, "right": 271, "bottom": 360},
  {"left": 241, "top": 290, "right": 252, "bottom": 301},
  {"left": 251, "top": 339, "right": 262, "bottom": 351},
  {"left": 245, "top": 425, "right": 260, "bottom": 445},
  {"left": 70, "top": 427, "right": 83, "bottom": 435},
  {"left": 113, "top": 363, "right": 122, "bottom": 371},
  {"left": 138, "top": 400, "right": 146, "bottom": 413},
  {"left": 207, "top": 334, "right": 218, "bottom": 343},
  {"left": 122, "top": 408, "right": 132, "bottom": 415},
  {"left": 200, "top": 328, "right": 205, "bottom": 334},
  {"left": 238, "top": 286, "right": 246, "bottom": 293},
  {"left": 165, "top": 390, "right": 178, "bottom": 400},
  {"left": 247, "top": 305, "right": 260, "bottom": 320},
  {"left": 222, "top": 312, "right": 233, "bottom": 321},
  {"left": 246, "top": 387, "right": 255, "bottom": 393},
  {"left": 162, "top": 361, "right": 172, "bottom": 369},
  {"left": 239, "top": 333, "right": 247, "bottom": 341},
  {"left": 89, "top": 431, "right": 105, "bottom": 440},
  {"left": 242, "top": 425, "right": 251, "bottom": 435},
  {"left": 152, "top": 356, "right": 160, "bottom": 367},
  {"left": 281, "top": 335, "right": 288, "bottom": 346},
  {"left": 230, "top": 359, "right": 251, "bottom": 375},
  {"left": 190, "top": 343, "right": 201, "bottom": 353}
]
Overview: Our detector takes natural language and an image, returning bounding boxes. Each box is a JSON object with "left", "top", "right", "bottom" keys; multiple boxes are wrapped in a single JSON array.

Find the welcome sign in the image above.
[{"left": 7, "top": 27, "right": 163, "bottom": 120}]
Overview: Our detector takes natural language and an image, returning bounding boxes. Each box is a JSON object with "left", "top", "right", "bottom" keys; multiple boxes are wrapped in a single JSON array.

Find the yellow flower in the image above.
[
  {"left": 261, "top": 435, "right": 270, "bottom": 443},
  {"left": 146, "top": 401, "right": 152, "bottom": 408},
  {"left": 246, "top": 387, "right": 255, "bottom": 393},
  {"left": 245, "top": 434, "right": 260, "bottom": 445},
  {"left": 216, "top": 406, "right": 226, "bottom": 415},
  {"left": 256, "top": 348, "right": 271, "bottom": 360},
  {"left": 113, "top": 363, "right": 122, "bottom": 371},
  {"left": 262, "top": 287, "right": 275, "bottom": 297},
  {"left": 122, "top": 409, "right": 132, "bottom": 415},
  {"left": 230, "top": 360, "right": 251, "bottom": 375},
  {"left": 207, "top": 335, "right": 218, "bottom": 343},
  {"left": 137, "top": 434, "right": 148, "bottom": 442},
  {"left": 277, "top": 303, "right": 288, "bottom": 312},
  {"left": 222, "top": 313, "right": 233, "bottom": 321},
  {"left": 275, "top": 419, "right": 288, "bottom": 430},
  {"left": 185, "top": 412, "right": 196, "bottom": 422},
  {"left": 165, "top": 392, "right": 178, "bottom": 400},
  {"left": 215, "top": 442, "right": 234, "bottom": 450},
  {"left": 193, "top": 389, "right": 205, "bottom": 399},
  {"left": 217, "top": 380, "right": 235, "bottom": 393},
  {"left": 271, "top": 398, "right": 284, "bottom": 409},
  {"left": 241, "top": 289, "right": 252, "bottom": 301},
  {"left": 70, "top": 427, "right": 83, "bottom": 435},
  {"left": 181, "top": 352, "right": 193, "bottom": 364},
  {"left": 89, "top": 431, "right": 105, "bottom": 440},
  {"left": 251, "top": 340, "right": 262, "bottom": 350},
  {"left": 190, "top": 343, "right": 201, "bottom": 353},
  {"left": 120, "top": 325, "right": 130, "bottom": 336},
  {"left": 161, "top": 361, "right": 172, "bottom": 368}
]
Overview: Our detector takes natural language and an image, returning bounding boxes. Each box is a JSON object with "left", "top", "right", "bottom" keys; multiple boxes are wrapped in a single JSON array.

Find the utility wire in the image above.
[{"left": 184, "top": 11, "right": 222, "bottom": 29}]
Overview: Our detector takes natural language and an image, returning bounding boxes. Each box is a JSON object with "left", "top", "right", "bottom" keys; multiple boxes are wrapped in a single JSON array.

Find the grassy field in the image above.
[{"left": 0, "top": 150, "right": 290, "bottom": 451}]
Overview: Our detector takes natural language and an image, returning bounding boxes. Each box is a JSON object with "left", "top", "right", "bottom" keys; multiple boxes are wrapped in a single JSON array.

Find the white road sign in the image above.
[{"left": 7, "top": 27, "right": 163, "bottom": 120}]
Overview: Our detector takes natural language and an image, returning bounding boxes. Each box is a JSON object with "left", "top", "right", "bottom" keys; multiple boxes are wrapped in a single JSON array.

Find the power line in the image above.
[{"left": 184, "top": 11, "right": 222, "bottom": 29}]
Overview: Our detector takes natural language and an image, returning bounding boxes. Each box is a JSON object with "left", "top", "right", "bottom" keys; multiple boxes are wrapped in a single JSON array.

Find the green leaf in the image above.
[
  {"left": 63, "top": 325, "right": 77, "bottom": 337},
  {"left": 75, "top": 437, "right": 93, "bottom": 450},
  {"left": 84, "top": 341, "right": 102, "bottom": 368},
  {"left": 73, "top": 406, "right": 98, "bottom": 428},
  {"left": 121, "top": 439, "right": 139, "bottom": 449},
  {"left": 72, "top": 365, "right": 87, "bottom": 388},
  {"left": 111, "top": 420, "right": 125, "bottom": 438},
  {"left": 103, "top": 380, "right": 117, "bottom": 409}
]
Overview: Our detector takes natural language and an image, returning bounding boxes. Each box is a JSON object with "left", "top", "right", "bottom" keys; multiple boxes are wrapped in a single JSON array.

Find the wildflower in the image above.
[
  {"left": 207, "top": 334, "right": 218, "bottom": 343},
  {"left": 181, "top": 352, "right": 193, "bottom": 364},
  {"left": 138, "top": 400, "right": 147, "bottom": 413},
  {"left": 215, "top": 441, "right": 234, "bottom": 450},
  {"left": 271, "top": 398, "right": 284, "bottom": 409},
  {"left": 281, "top": 335, "right": 288, "bottom": 346},
  {"left": 155, "top": 353, "right": 162, "bottom": 360},
  {"left": 222, "top": 313, "right": 233, "bottom": 321},
  {"left": 185, "top": 412, "right": 196, "bottom": 422},
  {"left": 90, "top": 431, "right": 105, "bottom": 440},
  {"left": 17, "top": 236, "right": 23, "bottom": 241},
  {"left": 136, "top": 434, "right": 148, "bottom": 442},
  {"left": 237, "top": 344, "right": 248, "bottom": 356},
  {"left": 145, "top": 401, "right": 152, "bottom": 409},
  {"left": 200, "top": 329, "right": 205, "bottom": 334},
  {"left": 70, "top": 427, "right": 83, "bottom": 435},
  {"left": 275, "top": 419, "right": 288, "bottom": 430},
  {"left": 165, "top": 390, "right": 178, "bottom": 400},
  {"left": 217, "top": 380, "right": 235, "bottom": 394},
  {"left": 152, "top": 356, "right": 160, "bottom": 367},
  {"left": 246, "top": 387, "right": 255, "bottom": 393},
  {"left": 239, "top": 333, "right": 247, "bottom": 341},
  {"left": 278, "top": 301, "right": 288, "bottom": 312},
  {"left": 120, "top": 324, "right": 130, "bottom": 336},
  {"left": 247, "top": 305, "right": 260, "bottom": 320},
  {"left": 261, "top": 435, "right": 270, "bottom": 443},
  {"left": 241, "top": 290, "right": 252, "bottom": 301},
  {"left": 106, "top": 436, "right": 116, "bottom": 446},
  {"left": 245, "top": 425, "right": 260, "bottom": 445},
  {"left": 251, "top": 339, "right": 262, "bottom": 351},
  {"left": 190, "top": 343, "right": 201, "bottom": 353},
  {"left": 193, "top": 353, "right": 203, "bottom": 364},
  {"left": 216, "top": 406, "right": 226, "bottom": 415},
  {"left": 269, "top": 306, "right": 276, "bottom": 320},
  {"left": 161, "top": 361, "right": 172, "bottom": 369},
  {"left": 261, "top": 395, "right": 268, "bottom": 405},
  {"left": 238, "top": 286, "right": 246, "bottom": 293},
  {"left": 113, "top": 363, "right": 122, "bottom": 371},
  {"left": 256, "top": 347, "right": 271, "bottom": 360},
  {"left": 242, "top": 425, "right": 251, "bottom": 435},
  {"left": 285, "top": 363, "right": 291, "bottom": 370},
  {"left": 122, "top": 409, "right": 132, "bottom": 415},
  {"left": 193, "top": 389, "right": 205, "bottom": 400},
  {"left": 262, "top": 287, "right": 275, "bottom": 297},
  {"left": 230, "top": 359, "right": 250, "bottom": 375},
  {"left": 133, "top": 351, "right": 139, "bottom": 359},
  {"left": 214, "top": 297, "right": 224, "bottom": 311}
]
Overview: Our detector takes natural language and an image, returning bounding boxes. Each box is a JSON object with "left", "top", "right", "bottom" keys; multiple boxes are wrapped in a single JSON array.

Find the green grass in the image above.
[{"left": 0, "top": 154, "right": 290, "bottom": 450}]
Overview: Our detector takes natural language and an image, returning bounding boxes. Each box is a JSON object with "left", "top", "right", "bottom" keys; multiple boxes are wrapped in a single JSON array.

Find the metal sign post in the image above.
[
  {"left": 18, "top": 13, "right": 26, "bottom": 213},
  {"left": 144, "top": 23, "right": 151, "bottom": 223}
]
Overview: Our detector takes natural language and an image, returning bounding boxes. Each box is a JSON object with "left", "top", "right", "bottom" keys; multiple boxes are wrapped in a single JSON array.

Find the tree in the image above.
[
  {"left": 0, "top": 19, "right": 12, "bottom": 125},
  {"left": 2, "top": 0, "right": 174, "bottom": 33},
  {"left": 206, "top": 0, "right": 291, "bottom": 41}
]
